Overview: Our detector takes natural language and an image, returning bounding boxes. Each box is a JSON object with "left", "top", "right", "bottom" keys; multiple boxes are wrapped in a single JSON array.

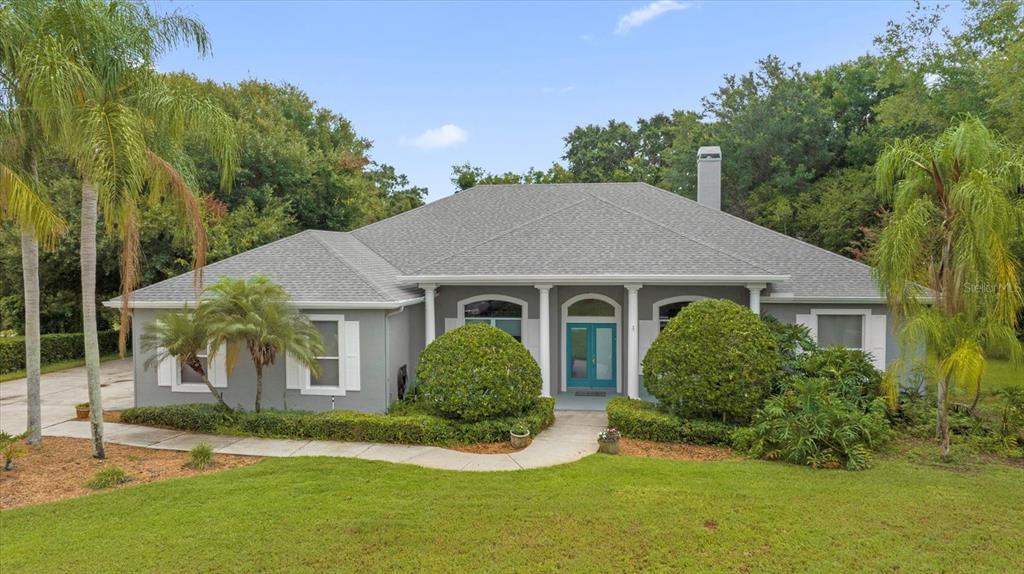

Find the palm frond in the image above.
[{"left": 0, "top": 161, "right": 66, "bottom": 247}]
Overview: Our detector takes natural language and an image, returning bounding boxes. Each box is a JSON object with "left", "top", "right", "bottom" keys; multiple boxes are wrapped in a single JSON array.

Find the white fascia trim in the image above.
[
  {"left": 399, "top": 274, "right": 790, "bottom": 286},
  {"left": 103, "top": 297, "right": 424, "bottom": 310},
  {"left": 761, "top": 295, "right": 888, "bottom": 304}
]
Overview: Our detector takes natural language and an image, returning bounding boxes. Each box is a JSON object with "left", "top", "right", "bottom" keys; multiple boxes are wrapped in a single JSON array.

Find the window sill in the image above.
[
  {"left": 300, "top": 387, "right": 348, "bottom": 396},
  {"left": 172, "top": 383, "right": 212, "bottom": 393}
]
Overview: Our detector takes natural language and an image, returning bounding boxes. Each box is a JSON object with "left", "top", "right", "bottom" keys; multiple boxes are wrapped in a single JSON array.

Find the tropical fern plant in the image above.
[
  {"left": 201, "top": 276, "right": 323, "bottom": 412},
  {"left": 732, "top": 377, "right": 893, "bottom": 471},
  {"left": 873, "top": 116, "right": 1024, "bottom": 459}
]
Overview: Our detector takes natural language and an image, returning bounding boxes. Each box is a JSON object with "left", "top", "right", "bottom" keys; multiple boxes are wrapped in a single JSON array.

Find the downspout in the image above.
[{"left": 383, "top": 306, "right": 405, "bottom": 411}]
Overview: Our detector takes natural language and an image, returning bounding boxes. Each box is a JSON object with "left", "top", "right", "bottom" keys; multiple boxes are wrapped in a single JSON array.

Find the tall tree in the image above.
[
  {"left": 0, "top": 1, "right": 69, "bottom": 446},
  {"left": 17, "top": 0, "right": 237, "bottom": 458},
  {"left": 873, "top": 116, "right": 1024, "bottom": 459}
]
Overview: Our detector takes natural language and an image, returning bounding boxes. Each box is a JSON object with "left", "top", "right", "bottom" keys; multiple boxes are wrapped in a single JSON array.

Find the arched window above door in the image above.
[{"left": 567, "top": 298, "right": 615, "bottom": 317}]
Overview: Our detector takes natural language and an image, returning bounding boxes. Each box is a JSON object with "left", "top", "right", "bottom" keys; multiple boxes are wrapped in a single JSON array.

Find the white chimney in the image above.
[{"left": 696, "top": 146, "right": 721, "bottom": 210}]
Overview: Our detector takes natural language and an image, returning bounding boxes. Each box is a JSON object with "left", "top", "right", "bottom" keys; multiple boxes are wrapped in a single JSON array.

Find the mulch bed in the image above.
[
  {"left": 0, "top": 437, "right": 261, "bottom": 509},
  {"left": 619, "top": 438, "right": 736, "bottom": 462},
  {"left": 450, "top": 441, "right": 525, "bottom": 454}
]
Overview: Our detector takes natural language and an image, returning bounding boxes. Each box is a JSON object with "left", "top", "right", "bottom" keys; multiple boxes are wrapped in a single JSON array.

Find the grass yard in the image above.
[
  {"left": 0, "top": 353, "right": 123, "bottom": 383},
  {"left": 981, "top": 358, "right": 1024, "bottom": 391},
  {"left": 3, "top": 455, "right": 1022, "bottom": 573}
]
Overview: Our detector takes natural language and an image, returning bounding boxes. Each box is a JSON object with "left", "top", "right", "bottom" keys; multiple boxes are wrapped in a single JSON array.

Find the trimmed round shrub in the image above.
[
  {"left": 643, "top": 299, "right": 779, "bottom": 423},
  {"left": 416, "top": 323, "right": 542, "bottom": 422}
]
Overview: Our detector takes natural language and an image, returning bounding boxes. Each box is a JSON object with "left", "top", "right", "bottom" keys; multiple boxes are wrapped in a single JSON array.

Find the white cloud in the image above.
[
  {"left": 401, "top": 124, "right": 468, "bottom": 150},
  {"left": 615, "top": 1, "right": 691, "bottom": 35}
]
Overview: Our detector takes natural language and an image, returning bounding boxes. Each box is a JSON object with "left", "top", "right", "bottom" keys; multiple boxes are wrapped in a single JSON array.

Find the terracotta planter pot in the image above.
[
  {"left": 75, "top": 406, "right": 90, "bottom": 420},
  {"left": 510, "top": 431, "right": 531, "bottom": 449},
  {"left": 598, "top": 439, "right": 620, "bottom": 455}
]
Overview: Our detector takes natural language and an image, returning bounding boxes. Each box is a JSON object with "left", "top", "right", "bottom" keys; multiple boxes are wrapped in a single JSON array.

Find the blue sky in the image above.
[{"left": 157, "top": 1, "right": 960, "bottom": 201}]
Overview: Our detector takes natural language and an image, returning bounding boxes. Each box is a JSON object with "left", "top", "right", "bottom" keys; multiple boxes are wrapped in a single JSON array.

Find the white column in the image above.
[
  {"left": 536, "top": 284, "right": 552, "bottom": 397},
  {"left": 422, "top": 284, "right": 437, "bottom": 345},
  {"left": 625, "top": 284, "right": 641, "bottom": 399},
  {"left": 747, "top": 283, "right": 764, "bottom": 315}
]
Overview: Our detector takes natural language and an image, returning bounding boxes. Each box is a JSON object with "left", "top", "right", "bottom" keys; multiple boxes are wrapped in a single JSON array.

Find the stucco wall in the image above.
[{"left": 132, "top": 307, "right": 390, "bottom": 413}]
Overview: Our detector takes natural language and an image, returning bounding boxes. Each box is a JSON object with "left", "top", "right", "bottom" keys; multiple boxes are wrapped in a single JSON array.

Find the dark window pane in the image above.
[
  {"left": 464, "top": 300, "right": 521, "bottom": 318},
  {"left": 180, "top": 356, "right": 208, "bottom": 384},
  {"left": 658, "top": 301, "right": 691, "bottom": 331},
  {"left": 817, "top": 315, "right": 863, "bottom": 349},
  {"left": 567, "top": 299, "right": 615, "bottom": 317},
  {"left": 314, "top": 321, "right": 339, "bottom": 356},
  {"left": 311, "top": 358, "right": 340, "bottom": 387},
  {"left": 495, "top": 319, "right": 522, "bottom": 341}
]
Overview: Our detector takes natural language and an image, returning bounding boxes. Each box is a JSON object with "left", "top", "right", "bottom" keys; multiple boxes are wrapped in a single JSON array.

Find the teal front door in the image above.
[{"left": 566, "top": 323, "right": 617, "bottom": 389}]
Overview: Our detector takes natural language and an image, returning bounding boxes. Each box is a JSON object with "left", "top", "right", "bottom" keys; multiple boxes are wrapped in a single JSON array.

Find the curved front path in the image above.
[{"left": 42, "top": 410, "right": 608, "bottom": 472}]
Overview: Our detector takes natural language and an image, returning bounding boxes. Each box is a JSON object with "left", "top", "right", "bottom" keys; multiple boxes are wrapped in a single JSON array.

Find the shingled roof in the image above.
[{"left": 119, "top": 182, "right": 885, "bottom": 306}]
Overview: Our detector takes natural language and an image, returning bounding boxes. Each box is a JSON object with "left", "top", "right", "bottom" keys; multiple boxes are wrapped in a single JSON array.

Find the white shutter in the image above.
[
  {"left": 285, "top": 351, "right": 306, "bottom": 390},
  {"left": 444, "top": 317, "right": 462, "bottom": 332},
  {"left": 795, "top": 314, "right": 817, "bottom": 342},
  {"left": 524, "top": 318, "right": 540, "bottom": 363},
  {"left": 156, "top": 348, "right": 175, "bottom": 387},
  {"left": 868, "top": 314, "right": 887, "bottom": 370},
  {"left": 208, "top": 348, "right": 228, "bottom": 388},
  {"left": 639, "top": 320, "right": 658, "bottom": 365},
  {"left": 344, "top": 320, "right": 361, "bottom": 391}
]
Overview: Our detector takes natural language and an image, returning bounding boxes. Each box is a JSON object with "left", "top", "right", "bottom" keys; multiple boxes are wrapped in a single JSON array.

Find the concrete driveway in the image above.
[{"left": 0, "top": 358, "right": 134, "bottom": 435}]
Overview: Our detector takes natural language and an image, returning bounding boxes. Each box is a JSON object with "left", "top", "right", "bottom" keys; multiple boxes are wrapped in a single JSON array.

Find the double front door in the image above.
[{"left": 566, "top": 323, "right": 616, "bottom": 389}]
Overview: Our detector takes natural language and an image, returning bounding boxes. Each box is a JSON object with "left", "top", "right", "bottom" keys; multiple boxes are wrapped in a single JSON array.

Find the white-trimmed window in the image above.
[
  {"left": 310, "top": 319, "right": 342, "bottom": 389},
  {"left": 458, "top": 296, "right": 527, "bottom": 342},
  {"left": 156, "top": 346, "right": 227, "bottom": 393},
  {"left": 286, "top": 314, "right": 361, "bottom": 396},
  {"left": 796, "top": 308, "right": 887, "bottom": 370},
  {"left": 817, "top": 314, "right": 865, "bottom": 349},
  {"left": 652, "top": 296, "right": 706, "bottom": 331}
]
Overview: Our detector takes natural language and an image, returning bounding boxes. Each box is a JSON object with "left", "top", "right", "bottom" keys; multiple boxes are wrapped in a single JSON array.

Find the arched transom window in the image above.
[
  {"left": 567, "top": 298, "right": 615, "bottom": 317},
  {"left": 464, "top": 299, "right": 523, "bottom": 341}
]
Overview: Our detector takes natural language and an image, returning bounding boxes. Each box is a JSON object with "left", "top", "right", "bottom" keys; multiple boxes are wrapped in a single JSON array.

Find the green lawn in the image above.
[
  {"left": 4, "top": 455, "right": 1022, "bottom": 573},
  {"left": 981, "top": 358, "right": 1024, "bottom": 392},
  {"left": 0, "top": 353, "right": 123, "bottom": 383}
]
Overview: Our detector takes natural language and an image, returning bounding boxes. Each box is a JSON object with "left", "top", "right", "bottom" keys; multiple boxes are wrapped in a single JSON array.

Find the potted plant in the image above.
[
  {"left": 510, "top": 422, "right": 531, "bottom": 448},
  {"left": 598, "top": 427, "right": 621, "bottom": 455},
  {"left": 75, "top": 402, "right": 90, "bottom": 420}
]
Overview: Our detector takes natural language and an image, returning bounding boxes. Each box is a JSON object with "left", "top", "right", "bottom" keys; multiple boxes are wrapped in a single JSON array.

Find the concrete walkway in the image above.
[
  {"left": 42, "top": 410, "right": 608, "bottom": 472},
  {"left": 1, "top": 358, "right": 134, "bottom": 435}
]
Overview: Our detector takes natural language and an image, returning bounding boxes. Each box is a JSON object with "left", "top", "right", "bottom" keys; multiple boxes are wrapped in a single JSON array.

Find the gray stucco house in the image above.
[{"left": 113, "top": 149, "right": 896, "bottom": 412}]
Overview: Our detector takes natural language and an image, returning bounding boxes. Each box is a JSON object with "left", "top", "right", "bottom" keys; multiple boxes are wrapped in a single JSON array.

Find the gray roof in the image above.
[
  {"left": 123, "top": 230, "right": 419, "bottom": 304},
  {"left": 124, "top": 182, "right": 883, "bottom": 305}
]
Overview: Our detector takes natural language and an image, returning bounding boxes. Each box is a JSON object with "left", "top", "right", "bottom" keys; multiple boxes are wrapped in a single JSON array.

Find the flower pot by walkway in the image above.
[{"left": 42, "top": 410, "right": 608, "bottom": 472}]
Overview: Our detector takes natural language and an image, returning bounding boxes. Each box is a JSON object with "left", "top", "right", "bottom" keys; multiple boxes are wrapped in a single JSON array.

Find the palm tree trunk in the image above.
[
  {"left": 188, "top": 358, "right": 230, "bottom": 410},
  {"left": 937, "top": 375, "right": 950, "bottom": 460},
  {"left": 81, "top": 180, "right": 105, "bottom": 459},
  {"left": 20, "top": 230, "right": 42, "bottom": 446},
  {"left": 254, "top": 364, "right": 263, "bottom": 413}
]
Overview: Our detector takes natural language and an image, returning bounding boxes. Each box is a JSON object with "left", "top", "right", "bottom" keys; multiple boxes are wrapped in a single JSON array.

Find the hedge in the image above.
[
  {"left": 416, "top": 323, "right": 542, "bottom": 421},
  {"left": 643, "top": 299, "right": 779, "bottom": 423},
  {"left": 607, "top": 397, "right": 737, "bottom": 446},
  {"left": 0, "top": 330, "right": 120, "bottom": 374},
  {"left": 121, "top": 397, "right": 556, "bottom": 446}
]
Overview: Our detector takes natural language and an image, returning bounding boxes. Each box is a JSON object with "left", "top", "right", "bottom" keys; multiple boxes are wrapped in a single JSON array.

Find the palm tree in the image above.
[
  {"left": 1, "top": 2, "right": 69, "bottom": 446},
  {"left": 202, "top": 277, "right": 323, "bottom": 412},
  {"left": 140, "top": 309, "right": 230, "bottom": 409},
  {"left": 10, "top": 1, "right": 237, "bottom": 458},
  {"left": 874, "top": 116, "right": 1024, "bottom": 459}
]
